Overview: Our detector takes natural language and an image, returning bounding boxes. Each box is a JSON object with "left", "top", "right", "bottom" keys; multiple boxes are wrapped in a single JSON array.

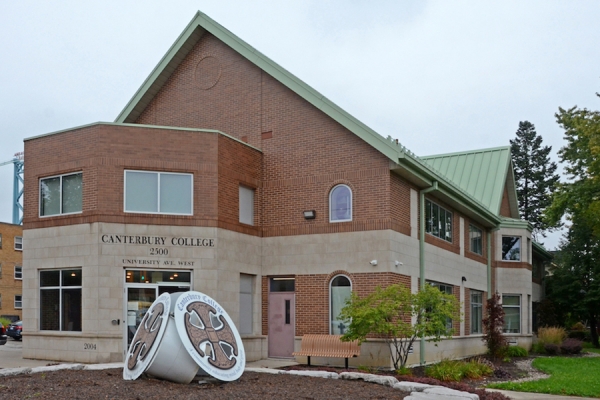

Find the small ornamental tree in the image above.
[
  {"left": 339, "top": 284, "right": 459, "bottom": 370},
  {"left": 482, "top": 293, "right": 508, "bottom": 359}
]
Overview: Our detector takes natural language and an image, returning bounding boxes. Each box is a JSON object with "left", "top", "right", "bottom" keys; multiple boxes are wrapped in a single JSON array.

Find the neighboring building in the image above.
[
  {"left": 0, "top": 222, "right": 23, "bottom": 322},
  {"left": 22, "top": 11, "right": 545, "bottom": 366}
]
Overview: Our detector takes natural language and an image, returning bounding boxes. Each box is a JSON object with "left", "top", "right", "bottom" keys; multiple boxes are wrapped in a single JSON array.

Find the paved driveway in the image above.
[{"left": 0, "top": 340, "right": 54, "bottom": 369}]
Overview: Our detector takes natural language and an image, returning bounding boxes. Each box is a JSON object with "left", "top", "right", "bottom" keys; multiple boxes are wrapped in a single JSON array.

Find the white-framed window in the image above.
[
  {"left": 329, "top": 184, "right": 352, "bottom": 222},
  {"left": 470, "top": 290, "right": 483, "bottom": 334},
  {"left": 14, "top": 294, "right": 22, "bottom": 309},
  {"left": 429, "top": 281, "right": 454, "bottom": 331},
  {"left": 239, "top": 274, "right": 254, "bottom": 335},
  {"left": 469, "top": 225, "right": 483, "bottom": 255},
  {"left": 124, "top": 170, "right": 193, "bottom": 215},
  {"left": 330, "top": 275, "right": 352, "bottom": 334},
  {"left": 14, "top": 236, "right": 22, "bottom": 251},
  {"left": 14, "top": 266, "right": 22, "bottom": 280},
  {"left": 40, "top": 172, "right": 83, "bottom": 216},
  {"left": 502, "top": 236, "right": 521, "bottom": 261},
  {"left": 239, "top": 186, "right": 255, "bottom": 226},
  {"left": 425, "top": 200, "right": 453, "bottom": 242},
  {"left": 0, "top": 233, "right": 3, "bottom": 249},
  {"left": 40, "top": 268, "right": 82, "bottom": 331},
  {"left": 502, "top": 294, "right": 521, "bottom": 333}
]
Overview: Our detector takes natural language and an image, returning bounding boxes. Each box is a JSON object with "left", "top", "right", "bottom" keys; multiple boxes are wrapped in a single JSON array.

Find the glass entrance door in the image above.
[{"left": 126, "top": 286, "right": 157, "bottom": 346}]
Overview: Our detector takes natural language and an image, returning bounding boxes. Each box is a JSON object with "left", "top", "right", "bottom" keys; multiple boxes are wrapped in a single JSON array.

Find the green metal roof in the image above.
[
  {"left": 532, "top": 241, "right": 553, "bottom": 260},
  {"left": 421, "top": 146, "right": 519, "bottom": 217}
]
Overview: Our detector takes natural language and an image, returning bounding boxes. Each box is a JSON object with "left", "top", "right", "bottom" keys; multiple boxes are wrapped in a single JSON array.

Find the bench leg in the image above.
[
  {"left": 307, "top": 356, "right": 311, "bottom": 367},
  {"left": 345, "top": 358, "right": 348, "bottom": 369}
]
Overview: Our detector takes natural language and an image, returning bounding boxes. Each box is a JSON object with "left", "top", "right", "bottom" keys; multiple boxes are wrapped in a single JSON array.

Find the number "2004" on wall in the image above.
[{"left": 84, "top": 343, "right": 97, "bottom": 350}]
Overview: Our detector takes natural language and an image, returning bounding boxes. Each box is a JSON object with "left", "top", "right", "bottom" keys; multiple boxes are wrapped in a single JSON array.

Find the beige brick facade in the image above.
[{"left": 0, "top": 222, "right": 23, "bottom": 321}]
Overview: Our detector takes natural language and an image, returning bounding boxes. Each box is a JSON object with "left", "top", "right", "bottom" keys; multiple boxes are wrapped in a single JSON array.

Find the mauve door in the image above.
[{"left": 268, "top": 292, "right": 295, "bottom": 358}]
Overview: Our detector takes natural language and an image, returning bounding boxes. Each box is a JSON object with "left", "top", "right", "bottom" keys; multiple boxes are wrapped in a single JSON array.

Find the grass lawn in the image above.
[{"left": 487, "top": 356, "right": 600, "bottom": 398}]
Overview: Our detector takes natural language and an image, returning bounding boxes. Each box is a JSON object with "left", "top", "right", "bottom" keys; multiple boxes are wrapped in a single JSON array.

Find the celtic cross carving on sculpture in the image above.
[
  {"left": 184, "top": 302, "right": 239, "bottom": 369},
  {"left": 126, "top": 302, "right": 165, "bottom": 370}
]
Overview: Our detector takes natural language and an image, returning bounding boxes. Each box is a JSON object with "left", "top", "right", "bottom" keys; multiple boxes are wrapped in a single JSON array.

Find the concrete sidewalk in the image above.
[{"left": 1, "top": 341, "right": 596, "bottom": 400}]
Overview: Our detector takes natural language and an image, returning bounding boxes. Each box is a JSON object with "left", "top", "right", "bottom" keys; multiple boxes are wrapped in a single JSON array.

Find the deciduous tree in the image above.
[{"left": 339, "top": 284, "right": 459, "bottom": 369}]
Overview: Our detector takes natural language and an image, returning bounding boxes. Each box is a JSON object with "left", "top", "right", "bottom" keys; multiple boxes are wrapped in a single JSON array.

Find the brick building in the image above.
[
  {"left": 0, "top": 222, "right": 23, "bottom": 322},
  {"left": 22, "top": 12, "right": 545, "bottom": 366}
]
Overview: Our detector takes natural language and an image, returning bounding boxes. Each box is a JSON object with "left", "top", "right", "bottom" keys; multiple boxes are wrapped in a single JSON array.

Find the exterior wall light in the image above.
[
  {"left": 303, "top": 210, "right": 316, "bottom": 219},
  {"left": 462, "top": 276, "right": 467, "bottom": 283},
  {"left": 394, "top": 260, "right": 403, "bottom": 267}
]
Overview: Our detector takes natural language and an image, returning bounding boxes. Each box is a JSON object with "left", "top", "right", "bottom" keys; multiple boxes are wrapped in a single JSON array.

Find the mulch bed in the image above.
[{"left": 0, "top": 357, "right": 535, "bottom": 400}]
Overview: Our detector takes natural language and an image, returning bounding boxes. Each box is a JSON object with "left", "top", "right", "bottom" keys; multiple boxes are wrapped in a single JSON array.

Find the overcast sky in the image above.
[{"left": 1, "top": 1, "right": 599, "bottom": 249}]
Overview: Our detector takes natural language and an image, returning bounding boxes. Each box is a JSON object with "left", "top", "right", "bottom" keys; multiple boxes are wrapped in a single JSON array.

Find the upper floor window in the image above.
[
  {"left": 425, "top": 200, "right": 453, "bottom": 242},
  {"left": 40, "top": 172, "right": 83, "bottom": 216},
  {"left": 14, "top": 295, "right": 22, "bottom": 309},
  {"left": 502, "top": 236, "right": 521, "bottom": 261},
  {"left": 469, "top": 225, "right": 483, "bottom": 255},
  {"left": 330, "top": 275, "right": 352, "bottom": 334},
  {"left": 14, "top": 236, "right": 23, "bottom": 251},
  {"left": 124, "top": 170, "right": 193, "bottom": 215},
  {"left": 14, "top": 266, "right": 22, "bottom": 280},
  {"left": 239, "top": 186, "right": 255, "bottom": 226},
  {"left": 329, "top": 185, "right": 352, "bottom": 222}
]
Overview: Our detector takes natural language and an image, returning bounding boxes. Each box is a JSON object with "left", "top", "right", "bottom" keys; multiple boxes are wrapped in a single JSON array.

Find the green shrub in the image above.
[
  {"left": 505, "top": 346, "right": 528, "bottom": 357},
  {"left": 425, "top": 359, "right": 493, "bottom": 382},
  {"left": 425, "top": 360, "right": 463, "bottom": 382},
  {"left": 532, "top": 342, "right": 545, "bottom": 354},
  {"left": 462, "top": 360, "right": 494, "bottom": 379},
  {"left": 0, "top": 317, "right": 11, "bottom": 328},
  {"left": 395, "top": 365, "right": 412, "bottom": 376},
  {"left": 561, "top": 338, "right": 583, "bottom": 355}
]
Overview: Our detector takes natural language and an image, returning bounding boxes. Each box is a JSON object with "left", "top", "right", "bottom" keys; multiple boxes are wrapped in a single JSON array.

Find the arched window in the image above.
[
  {"left": 330, "top": 275, "right": 352, "bottom": 334},
  {"left": 329, "top": 184, "right": 352, "bottom": 222}
]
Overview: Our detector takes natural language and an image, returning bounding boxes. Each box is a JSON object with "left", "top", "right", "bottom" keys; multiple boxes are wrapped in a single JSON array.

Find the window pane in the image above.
[
  {"left": 503, "top": 295, "right": 520, "bottom": 306},
  {"left": 15, "top": 266, "right": 22, "bottom": 279},
  {"left": 40, "top": 289, "right": 60, "bottom": 330},
  {"left": 270, "top": 278, "right": 295, "bottom": 292},
  {"left": 62, "top": 173, "right": 82, "bottom": 214},
  {"left": 470, "top": 225, "right": 482, "bottom": 255},
  {"left": 502, "top": 236, "right": 521, "bottom": 261},
  {"left": 160, "top": 173, "right": 192, "bottom": 214},
  {"left": 125, "top": 171, "right": 158, "bottom": 212},
  {"left": 504, "top": 307, "right": 520, "bottom": 333},
  {"left": 426, "top": 200, "right": 432, "bottom": 233},
  {"left": 62, "top": 288, "right": 82, "bottom": 331},
  {"left": 62, "top": 269, "right": 82, "bottom": 286},
  {"left": 471, "top": 291, "right": 482, "bottom": 334},
  {"left": 40, "top": 177, "right": 61, "bottom": 216},
  {"left": 40, "top": 270, "right": 60, "bottom": 287},
  {"left": 239, "top": 292, "right": 252, "bottom": 334},
  {"left": 331, "top": 283, "right": 351, "bottom": 334},
  {"left": 330, "top": 185, "right": 351, "bottom": 221},
  {"left": 239, "top": 186, "right": 255, "bottom": 225}
]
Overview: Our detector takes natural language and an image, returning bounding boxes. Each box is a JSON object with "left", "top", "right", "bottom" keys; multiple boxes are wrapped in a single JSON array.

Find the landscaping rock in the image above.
[
  {"left": 423, "top": 386, "right": 479, "bottom": 400},
  {"left": 393, "top": 381, "right": 435, "bottom": 392},
  {"left": 282, "top": 370, "right": 339, "bottom": 379}
]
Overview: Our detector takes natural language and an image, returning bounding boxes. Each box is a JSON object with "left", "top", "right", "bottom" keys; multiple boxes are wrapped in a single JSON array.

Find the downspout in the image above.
[
  {"left": 487, "top": 231, "right": 492, "bottom": 299},
  {"left": 419, "top": 181, "right": 438, "bottom": 365}
]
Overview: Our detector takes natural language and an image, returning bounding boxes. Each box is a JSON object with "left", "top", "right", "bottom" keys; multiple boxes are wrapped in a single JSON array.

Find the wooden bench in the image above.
[{"left": 292, "top": 334, "right": 360, "bottom": 369}]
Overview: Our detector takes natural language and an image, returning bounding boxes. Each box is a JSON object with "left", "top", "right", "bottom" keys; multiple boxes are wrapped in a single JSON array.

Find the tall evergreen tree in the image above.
[{"left": 510, "top": 121, "right": 560, "bottom": 239}]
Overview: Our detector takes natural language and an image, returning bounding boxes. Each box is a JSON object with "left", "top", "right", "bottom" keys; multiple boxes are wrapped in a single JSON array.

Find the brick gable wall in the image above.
[{"left": 135, "top": 33, "right": 398, "bottom": 238}]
